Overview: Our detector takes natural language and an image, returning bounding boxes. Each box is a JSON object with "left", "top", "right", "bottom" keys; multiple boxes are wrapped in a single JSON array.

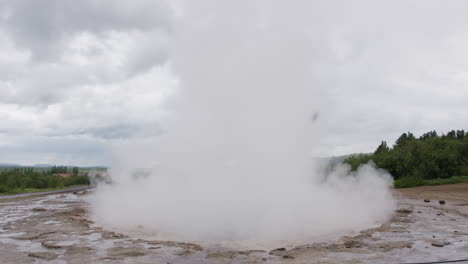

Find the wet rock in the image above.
[
  {"left": 371, "top": 241, "right": 414, "bottom": 252},
  {"left": 102, "top": 231, "right": 127, "bottom": 239},
  {"left": 424, "top": 199, "right": 430, "bottom": 203},
  {"left": 344, "top": 240, "right": 364, "bottom": 248},
  {"left": 269, "top": 248, "right": 286, "bottom": 255},
  {"left": 207, "top": 251, "right": 238, "bottom": 259},
  {"left": 175, "top": 248, "right": 196, "bottom": 256},
  {"left": 144, "top": 240, "right": 202, "bottom": 251},
  {"left": 41, "top": 241, "right": 63, "bottom": 249},
  {"left": 14, "top": 231, "right": 55, "bottom": 240},
  {"left": 28, "top": 251, "right": 58, "bottom": 260},
  {"left": 149, "top": 246, "right": 161, "bottom": 250},
  {"left": 269, "top": 247, "right": 294, "bottom": 258},
  {"left": 431, "top": 242, "right": 446, "bottom": 247},
  {"left": 65, "top": 246, "right": 94, "bottom": 256},
  {"left": 291, "top": 243, "right": 344, "bottom": 253},
  {"left": 32, "top": 207, "right": 47, "bottom": 212},
  {"left": 107, "top": 246, "right": 146, "bottom": 258},
  {"left": 207, "top": 249, "right": 265, "bottom": 259},
  {"left": 439, "top": 200, "right": 446, "bottom": 205},
  {"left": 239, "top": 250, "right": 267, "bottom": 255},
  {"left": 54, "top": 207, "right": 86, "bottom": 217},
  {"left": 397, "top": 209, "right": 413, "bottom": 214}
]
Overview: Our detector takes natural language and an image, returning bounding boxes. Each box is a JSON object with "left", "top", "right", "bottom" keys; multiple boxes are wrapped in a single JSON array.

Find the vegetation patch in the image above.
[
  {"left": 0, "top": 166, "right": 90, "bottom": 194},
  {"left": 344, "top": 130, "right": 468, "bottom": 188}
]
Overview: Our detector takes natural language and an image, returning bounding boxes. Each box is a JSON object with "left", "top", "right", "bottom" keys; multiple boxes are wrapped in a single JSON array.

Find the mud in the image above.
[{"left": 1, "top": 185, "right": 468, "bottom": 264}]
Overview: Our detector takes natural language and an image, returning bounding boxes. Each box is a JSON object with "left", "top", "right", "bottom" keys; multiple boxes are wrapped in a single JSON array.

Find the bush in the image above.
[
  {"left": 394, "top": 177, "right": 425, "bottom": 188},
  {"left": 0, "top": 167, "right": 90, "bottom": 193},
  {"left": 344, "top": 129, "right": 468, "bottom": 186}
]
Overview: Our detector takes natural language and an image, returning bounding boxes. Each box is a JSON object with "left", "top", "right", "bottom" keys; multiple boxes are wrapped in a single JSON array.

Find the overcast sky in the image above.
[{"left": 1, "top": 0, "right": 468, "bottom": 166}]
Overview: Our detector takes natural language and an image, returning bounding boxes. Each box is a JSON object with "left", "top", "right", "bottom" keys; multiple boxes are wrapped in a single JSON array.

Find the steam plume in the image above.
[{"left": 91, "top": 0, "right": 395, "bottom": 242}]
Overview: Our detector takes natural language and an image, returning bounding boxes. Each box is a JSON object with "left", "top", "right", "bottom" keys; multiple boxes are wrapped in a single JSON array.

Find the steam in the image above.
[{"left": 91, "top": 0, "right": 395, "bottom": 242}]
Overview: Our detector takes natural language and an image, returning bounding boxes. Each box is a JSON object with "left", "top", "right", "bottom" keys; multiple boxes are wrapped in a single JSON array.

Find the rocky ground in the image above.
[{"left": 1, "top": 185, "right": 468, "bottom": 264}]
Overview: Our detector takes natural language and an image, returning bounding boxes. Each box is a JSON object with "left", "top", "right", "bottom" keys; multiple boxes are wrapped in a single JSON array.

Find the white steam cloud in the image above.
[{"left": 91, "top": 0, "right": 395, "bottom": 242}]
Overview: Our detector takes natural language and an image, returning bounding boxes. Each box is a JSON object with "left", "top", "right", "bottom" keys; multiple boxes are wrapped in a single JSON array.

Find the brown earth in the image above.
[
  {"left": 2, "top": 184, "right": 468, "bottom": 263},
  {"left": 397, "top": 182, "right": 468, "bottom": 203}
]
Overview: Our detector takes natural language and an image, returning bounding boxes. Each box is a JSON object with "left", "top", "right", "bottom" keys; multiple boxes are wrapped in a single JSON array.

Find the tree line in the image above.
[
  {"left": 0, "top": 166, "right": 90, "bottom": 194},
  {"left": 344, "top": 130, "right": 468, "bottom": 187}
]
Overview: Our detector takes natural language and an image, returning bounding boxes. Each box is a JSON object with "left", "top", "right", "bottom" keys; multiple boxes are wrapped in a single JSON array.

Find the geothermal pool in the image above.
[{"left": 1, "top": 187, "right": 468, "bottom": 264}]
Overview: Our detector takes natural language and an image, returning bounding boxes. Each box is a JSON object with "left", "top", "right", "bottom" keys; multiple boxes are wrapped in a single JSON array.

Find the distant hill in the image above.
[
  {"left": 33, "top": 164, "right": 53, "bottom": 168},
  {"left": 0, "top": 163, "right": 21, "bottom": 167},
  {"left": 0, "top": 163, "right": 107, "bottom": 169},
  {"left": 80, "top": 166, "right": 108, "bottom": 169}
]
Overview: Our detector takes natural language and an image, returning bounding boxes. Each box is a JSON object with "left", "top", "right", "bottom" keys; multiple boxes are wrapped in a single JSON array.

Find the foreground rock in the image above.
[
  {"left": 27, "top": 252, "right": 58, "bottom": 260},
  {"left": 1, "top": 184, "right": 468, "bottom": 264}
]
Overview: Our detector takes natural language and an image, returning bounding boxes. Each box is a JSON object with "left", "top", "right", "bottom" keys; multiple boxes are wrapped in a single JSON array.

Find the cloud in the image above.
[
  {"left": 0, "top": 0, "right": 172, "bottom": 109},
  {"left": 2, "top": 0, "right": 468, "bottom": 165},
  {"left": 1, "top": 0, "right": 172, "bottom": 60},
  {"left": 0, "top": 0, "right": 176, "bottom": 165},
  {"left": 0, "top": 132, "right": 110, "bottom": 166},
  {"left": 0, "top": 65, "right": 176, "bottom": 138}
]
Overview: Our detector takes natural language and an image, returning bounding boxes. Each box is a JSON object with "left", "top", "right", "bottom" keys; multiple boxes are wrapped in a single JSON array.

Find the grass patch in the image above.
[
  {"left": 394, "top": 176, "right": 468, "bottom": 188},
  {"left": 0, "top": 185, "right": 88, "bottom": 195}
]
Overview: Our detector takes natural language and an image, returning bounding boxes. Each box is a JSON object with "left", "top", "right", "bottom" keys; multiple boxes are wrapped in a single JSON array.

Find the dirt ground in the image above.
[
  {"left": 397, "top": 182, "right": 468, "bottom": 204},
  {"left": 1, "top": 184, "right": 468, "bottom": 264}
]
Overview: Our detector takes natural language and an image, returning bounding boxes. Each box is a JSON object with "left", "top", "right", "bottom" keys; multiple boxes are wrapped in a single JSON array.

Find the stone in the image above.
[
  {"left": 344, "top": 240, "right": 364, "bottom": 248},
  {"left": 28, "top": 251, "right": 58, "bottom": 260},
  {"left": 424, "top": 199, "right": 430, "bottom": 203},
  {"left": 431, "top": 242, "right": 450, "bottom": 247},
  {"left": 107, "top": 246, "right": 146, "bottom": 257},
  {"left": 439, "top": 200, "right": 446, "bottom": 205},
  {"left": 396, "top": 209, "right": 413, "bottom": 214},
  {"left": 41, "top": 241, "right": 63, "bottom": 249}
]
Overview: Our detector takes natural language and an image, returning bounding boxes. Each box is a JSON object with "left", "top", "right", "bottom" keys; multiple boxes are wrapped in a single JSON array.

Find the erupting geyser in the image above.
[{"left": 91, "top": 0, "right": 395, "bottom": 242}]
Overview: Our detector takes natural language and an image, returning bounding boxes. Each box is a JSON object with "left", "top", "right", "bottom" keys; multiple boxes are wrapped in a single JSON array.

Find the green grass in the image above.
[
  {"left": 0, "top": 185, "right": 88, "bottom": 195},
  {"left": 394, "top": 176, "right": 468, "bottom": 188}
]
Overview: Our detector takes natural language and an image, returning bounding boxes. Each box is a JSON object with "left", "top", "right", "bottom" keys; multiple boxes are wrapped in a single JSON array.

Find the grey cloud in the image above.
[
  {"left": 3, "top": 0, "right": 468, "bottom": 165},
  {"left": 1, "top": 0, "right": 173, "bottom": 61},
  {"left": 0, "top": 0, "right": 174, "bottom": 107},
  {"left": 3, "top": 136, "right": 105, "bottom": 154},
  {"left": 0, "top": 135, "right": 111, "bottom": 165},
  {"left": 75, "top": 123, "right": 163, "bottom": 139}
]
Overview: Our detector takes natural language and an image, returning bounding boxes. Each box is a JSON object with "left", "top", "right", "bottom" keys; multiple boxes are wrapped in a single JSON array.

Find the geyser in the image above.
[{"left": 91, "top": 0, "right": 395, "bottom": 242}]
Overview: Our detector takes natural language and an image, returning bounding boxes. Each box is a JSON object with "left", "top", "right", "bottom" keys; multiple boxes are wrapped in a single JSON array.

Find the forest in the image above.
[
  {"left": 0, "top": 166, "right": 90, "bottom": 194},
  {"left": 344, "top": 130, "right": 468, "bottom": 188}
]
